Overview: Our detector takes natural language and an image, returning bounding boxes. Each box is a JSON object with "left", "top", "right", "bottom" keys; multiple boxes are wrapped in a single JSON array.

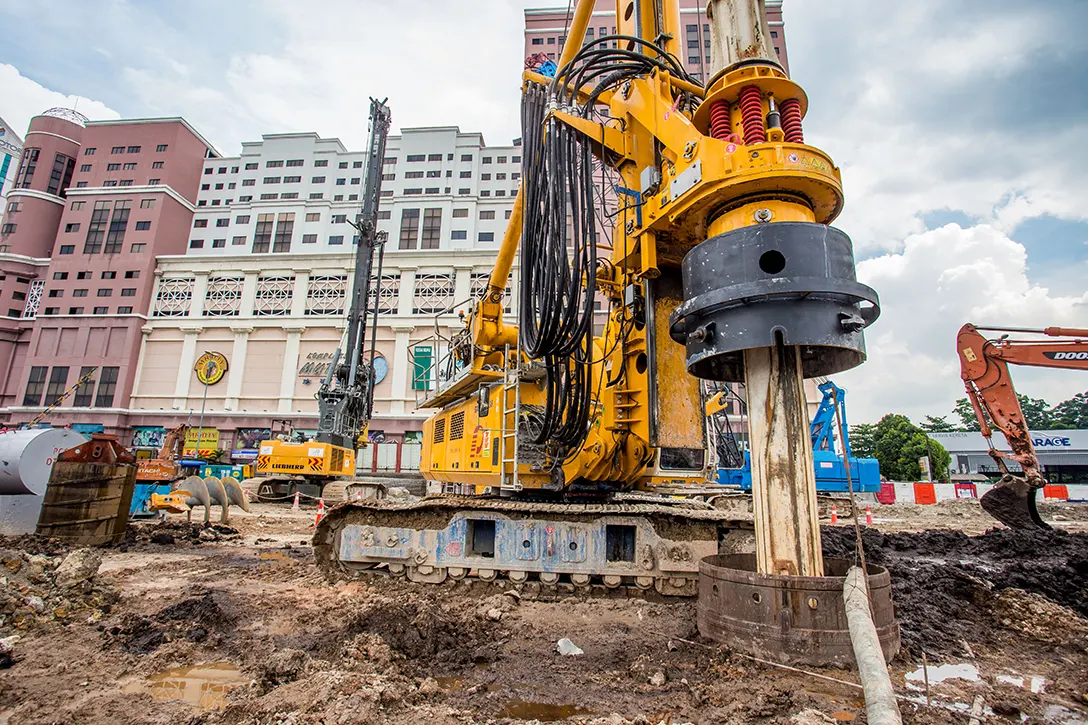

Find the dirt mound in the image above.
[
  {"left": 0, "top": 535, "right": 72, "bottom": 557},
  {"left": 822, "top": 526, "right": 1088, "bottom": 658},
  {"left": 122, "top": 521, "right": 240, "bottom": 548},
  {"left": 103, "top": 588, "right": 235, "bottom": 653}
]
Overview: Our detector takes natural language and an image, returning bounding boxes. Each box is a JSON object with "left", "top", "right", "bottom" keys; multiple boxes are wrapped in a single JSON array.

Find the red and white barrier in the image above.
[{"left": 881, "top": 482, "right": 1088, "bottom": 504}]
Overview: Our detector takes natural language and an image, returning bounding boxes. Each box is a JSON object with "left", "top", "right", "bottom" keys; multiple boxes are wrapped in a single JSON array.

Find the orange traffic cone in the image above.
[
  {"left": 865, "top": 505, "right": 873, "bottom": 525},
  {"left": 292, "top": 491, "right": 300, "bottom": 512},
  {"left": 830, "top": 504, "right": 839, "bottom": 524},
  {"left": 314, "top": 498, "right": 325, "bottom": 527}
]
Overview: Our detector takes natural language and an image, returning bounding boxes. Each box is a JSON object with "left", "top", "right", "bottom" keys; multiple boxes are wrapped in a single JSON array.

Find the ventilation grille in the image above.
[
  {"left": 433, "top": 418, "right": 446, "bottom": 444},
  {"left": 450, "top": 411, "right": 465, "bottom": 441},
  {"left": 331, "top": 447, "right": 345, "bottom": 472}
]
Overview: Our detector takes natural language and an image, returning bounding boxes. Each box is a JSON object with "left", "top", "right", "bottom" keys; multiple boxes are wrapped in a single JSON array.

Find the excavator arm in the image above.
[{"left": 957, "top": 323, "right": 1088, "bottom": 528}]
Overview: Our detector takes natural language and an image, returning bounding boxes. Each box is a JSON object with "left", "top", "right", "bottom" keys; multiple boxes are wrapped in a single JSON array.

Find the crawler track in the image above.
[{"left": 313, "top": 495, "right": 754, "bottom": 596}]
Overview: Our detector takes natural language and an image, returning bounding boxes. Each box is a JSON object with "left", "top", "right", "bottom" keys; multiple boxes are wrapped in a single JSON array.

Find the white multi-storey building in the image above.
[{"left": 128, "top": 127, "right": 520, "bottom": 472}]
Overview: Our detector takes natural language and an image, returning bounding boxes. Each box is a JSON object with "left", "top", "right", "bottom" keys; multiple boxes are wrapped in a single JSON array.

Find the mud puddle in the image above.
[
  {"left": 497, "top": 699, "right": 594, "bottom": 721},
  {"left": 123, "top": 662, "right": 246, "bottom": 709}
]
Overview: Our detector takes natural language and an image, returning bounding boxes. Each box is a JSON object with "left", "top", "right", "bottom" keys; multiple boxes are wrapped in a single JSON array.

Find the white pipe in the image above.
[
  {"left": 0, "top": 428, "right": 87, "bottom": 495},
  {"left": 843, "top": 566, "right": 902, "bottom": 725}
]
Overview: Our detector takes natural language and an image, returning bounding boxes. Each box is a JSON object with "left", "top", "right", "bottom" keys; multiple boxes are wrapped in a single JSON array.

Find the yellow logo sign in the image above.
[{"left": 195, "top": 351, "right": 229, "bottom": 385}]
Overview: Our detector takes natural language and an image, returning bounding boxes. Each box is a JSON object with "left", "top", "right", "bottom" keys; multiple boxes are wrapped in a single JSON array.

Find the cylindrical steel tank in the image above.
[
  {"left": 0, "top": 428, "right": 88, "bottom": 495},
  {"left": 36, "top": 435, "right": 138, "bottom": 545}
]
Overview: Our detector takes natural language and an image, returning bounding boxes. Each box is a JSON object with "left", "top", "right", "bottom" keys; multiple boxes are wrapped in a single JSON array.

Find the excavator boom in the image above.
[{"left": 957, "top": 323, "right": 1088, "bottom": 528}]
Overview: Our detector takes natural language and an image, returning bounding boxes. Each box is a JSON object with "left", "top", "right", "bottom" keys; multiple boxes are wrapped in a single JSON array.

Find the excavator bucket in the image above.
[{"left": 980, "top": 475, "right": 1049, "bottom": 530}]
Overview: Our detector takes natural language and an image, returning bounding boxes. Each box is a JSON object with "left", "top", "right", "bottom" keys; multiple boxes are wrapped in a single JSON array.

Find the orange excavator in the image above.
[{"left": 958, "top": 323, "right": 1088, "bottom": 529}]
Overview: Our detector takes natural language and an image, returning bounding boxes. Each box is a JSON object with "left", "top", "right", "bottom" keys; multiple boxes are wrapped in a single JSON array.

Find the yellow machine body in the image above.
[
  {"left": 416, "top": 2, "right": 843, "bottom": 500},
  {"left": 256, "top": 439, "right": 355, "bottom": 479}
]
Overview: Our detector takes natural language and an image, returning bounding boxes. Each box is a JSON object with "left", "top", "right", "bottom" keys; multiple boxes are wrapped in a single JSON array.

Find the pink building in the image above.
[
  {"left": 524, "top": 0, "right": 789, "bottom": 80},
  {"left": 0, "top": 112, "right": 217, "bottom": 433}
]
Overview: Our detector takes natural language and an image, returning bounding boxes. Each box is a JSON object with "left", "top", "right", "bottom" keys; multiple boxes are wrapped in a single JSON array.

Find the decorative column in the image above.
[
  {"left": 239, "top": 272, "right": 259, "bottom": 317},
  {"left": 453, "top": 264, "right": 474, "bottom": 303},
  {"left": 389, "top": 324, "right": 416, "bottom": 416},
  {"left": 188, "top": 272, "right": 209, "bottom": 318},
  {"left": 290, "top": 270, "right": 311, "bottom": 318},
  {"left": 279, "top": 326, "right": 306, "bottom": 413},
  {"left": 173, "top": 325, "right": 204, "bottom": 409},
  {"left": 397, "top": 267, "right": 417, "bottom": 317},
  {"left": 226, "top": 326, "right": 253, "bottom": 410},
  {"left": 127, "top": 325, "right": 154, "bottom": 410}
]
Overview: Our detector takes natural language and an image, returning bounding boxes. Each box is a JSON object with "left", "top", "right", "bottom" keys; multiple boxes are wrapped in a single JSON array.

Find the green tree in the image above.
[
  {"left": 1049, "top": 391, "right": 1087, "bottom": 429},
  {"left": 953, "top": 397, "right": 979, "bottom": 430},
  {"left": 1018, "top": 395, "right": 1054, "bottom": 429},
  {"left": 872, "top": 414, "right": 951, "bottom": 481},
  {"left": 920, "top": 415, "right": 957, "bottom": 432},
  {"left": 849, "top": 423, "right": 877, "bottom": 459}
]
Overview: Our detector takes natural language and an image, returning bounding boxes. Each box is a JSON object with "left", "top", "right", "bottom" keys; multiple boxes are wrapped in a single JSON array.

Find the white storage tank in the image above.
[{"left": 0, "top": 428, "right": 88, "bottom": 534}]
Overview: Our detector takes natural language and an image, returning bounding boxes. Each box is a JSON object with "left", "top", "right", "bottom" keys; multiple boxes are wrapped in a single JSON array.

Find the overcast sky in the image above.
[{"left": 2, "top": 0, "right": 1086, "bottom": 425}]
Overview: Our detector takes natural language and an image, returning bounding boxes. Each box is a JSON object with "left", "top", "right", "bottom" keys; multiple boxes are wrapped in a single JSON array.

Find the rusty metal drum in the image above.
[{"left": 697, "top": 553, "right": 900, "bottom": 667}]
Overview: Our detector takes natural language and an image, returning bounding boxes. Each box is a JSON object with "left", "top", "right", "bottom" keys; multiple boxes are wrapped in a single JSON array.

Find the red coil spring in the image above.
[
  {"left": 709, "top": 100, "right": 731, "bottom": 140},
  {"left": 738, "top": 86, "right": 766, "bottom": 145},
  {"left": 780, "top": 98, "right": 804, "bottom": 143}
]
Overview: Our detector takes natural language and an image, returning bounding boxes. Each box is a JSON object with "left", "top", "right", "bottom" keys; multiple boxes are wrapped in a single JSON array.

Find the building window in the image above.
[
  {"left": 102, "top": 271, "right": 116, "bottom": 279},
  {"left": 332, "top": 214, "right": 347, "bottom": 224},
  {"left": 190, "top": 239, "right": 204, "bottom": 249},
  {"left": 43, "top": 307, "right": 59, "bottom": 315},
  {"left": 194, "top": 219, "right": 208, "bottom": 228},
  {"left": 458, "top": 188, "right": 470, "bottom": 195},
  {"left": 264, "top": 176, "right": 281, "bottom": 184},
  {"left": 303, "top": 212, "right": 320, "bottom": 223},
  {"left": 235, "top": 215, "right": 251, "bottom": 224},
  {"left": 451, "top": 230, "right": 467, "bottom": 240},
  {"left": 77, "top": 272, "right": 91, "bottom": 280},
  {"left": 425, "top": 188, "right": 439, "bottom": 195},
  {"left": 216, "top": 218, "right": 229, "bottom": 227},
  {"left": 238, "top": 196, "right": 252, "bottom": 202},
  {"left": 75, "top": 182, "right": 87, "bottom": 188},
  {"left": 212, "top": 239, "right": 226, "bottom": 248},
  {"left": 104, "top": 201, "right": 131, "bottom": 253},
  {"left": 44, "top": 153, "right": 74, "bottom": 194},
  {"left": 139, "top": 199, "right": 155, "bottom": 209},
  {"left": 127, "top": 146, "right": 141, "bottom": 153},
  {"left": 66, "top": 307, "right": 82, "bottom": 314},
  {"left": 420, "top": 208, "right": 442, "bottom": 249},
  {"left": 350, "top": 177, "right": 360, "bottom": 184},
  {"left": 335, "top": 178, "right": 346, "bottom": 186},
  {"left": 112, "top": 146, "right": 125, "bottom": 154},
  {"left": 93, "top": 306, "right": 108, "bottom": 314},
  {"left": 135, "top": 221, "right": 151, "bottom": 230},
  {"left": 353, "top": 161, "right": 363, "bottom": 169},
  {"left": 1, "top": 223, "right": 16, "bottom": 234},
  {"left": 53, "top": 272, "right": 68, "bottom": 280},
  {"left": 479, "top": 232, "right": 495, "bottom": 242},
  {"left": 45, "top": 366, "right": 69, "bottom": 401},
  {"left": 95, "top": 367, "right": 119, "bottom": 407},
  {"left": 102, "top": 181, "right": 118, "bottom": 187},
  {"left": 121, "top": 288, "right": 136, "bottom": 296},
  {"left": 459, "top": 170, "right": 472, "bottom": 179},
  {"left": 83, "top": 201, "right": 109, "bottom": 253},
  {"left": 97, "top": 288, "right": 112, "bottom": 297},
  {"left": 451, "top": 208, "right": 468, "bottom": 218},
  {"left": 496, "top": 190, "right": 506, "bottom": 197},
  {"left": 59, "top": 245, "right": 74, "bottom": 254},
  {"left": 399, "top": 208, "right": 420, "bottom": 249},
  {"left": 266, "top": 160, "right": 284, "bottom": 168},
  {"left": 334, "top": 194, "right": 344, "bottom": 201},
  {"left": 272, "top": 212, "right": 294, "bottom": 252},
  {"left": 242, "top": 179, "right": 256, "bottom": 186},
  {"left": 23, "top": 367, "right": 48, "bottom": 406},
  {"left": 72, "top": 366, "right": 96, "bottom": 407},
  {"left": 531, "top": 37, "right": 543, "bottom": 45},
  {"left": 381, "top": 173, "right": 395, "bottom": 181},
  {"left": 328, "top": 235, "right": 344, "bottom": 245},
  {"left": 232, "top": 236, "right": 246, "bottom": 245},
  {"left": 312, "top": 176, "right": 326, "bottom": 183},
  {"left": 71, "top": 201, "right": 85, "bottom": 210},
  {"left": 404, "top": 188, "right": 422, "bottom": 195},
  {"left": 47, "top": 289, "right": 62, "bottom": 298},
  {"left": 15, "top": 148, "right": 39, "bottom": 189},
  {"left": 406, "top": 154, "right": 425, "bottom": 162},
  {"left": 122, "top": 162, "right": 136, "bottom": 171},
  {"left": 118, "top": 306, "right": 132, "bottom": 314},
  {"left": 314, "top": 159, "right": 328, "bottom": 168},
  {"left": 253, "top": 213, "right": 274, "bottom": 252},
  {"left": 302, "top": 233, "right": 317, "bottom": 244},
  {"left": 405, "top": 171, "right": 424, "bottom": 179},
  {"left": 155, "top": 144, "right": 168, "bottom": 152},
  {"left": 481, "top": 173, "right": 491, "bottom": 181},
  {"left": 259, "top": 193, "right": 278, "bottom": 200},
  {"left": 84, "top": 148, "right": 96, "bottom": 156},
  {"left": 505, "top": 209, "right": 513, "bottom": 219},
  {"left": 480, "top": 190, "right": 490, "bottom": 197},
  {"left": 131, "top": 243, "right": 146, "bottom": 253},
  {"left": 286, "top": 159, "right": 304, "bottom": 167},
  {"left": 338, "top": 162, "right": 348, "bottom": 169},
  {"left": 148, "top": 179, "right": 159, "bottom": 185},
  {"left": 124, "top": 270, "right": 139, "bottom": 279},
  {"left": 79, "top": 164, "right": 92, "bottom": 172},
  {"left": 480, "top": 210, "right": 495, "bottom": 220},
  {"left": 309, "top": 192, "right": 324, "bottom": 200},
  {"left": 380, "top": 190, "right": 393, "bottom": 198},
  {"left": 284, "top": 175, "right": 301, "bottom": 183}
]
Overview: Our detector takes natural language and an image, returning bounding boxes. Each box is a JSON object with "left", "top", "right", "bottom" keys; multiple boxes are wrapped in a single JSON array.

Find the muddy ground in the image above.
[{"left": 1, "top": 498, "right": 1087, "bottom": 725}]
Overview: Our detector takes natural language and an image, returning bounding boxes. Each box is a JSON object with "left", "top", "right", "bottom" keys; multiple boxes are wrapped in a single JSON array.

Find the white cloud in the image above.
[
  {"left": 835, "top": 223, "right": 1088, "bottom": 424},
  {"left": 0, "top": 64, "right": 119, "bottom": 134}
]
